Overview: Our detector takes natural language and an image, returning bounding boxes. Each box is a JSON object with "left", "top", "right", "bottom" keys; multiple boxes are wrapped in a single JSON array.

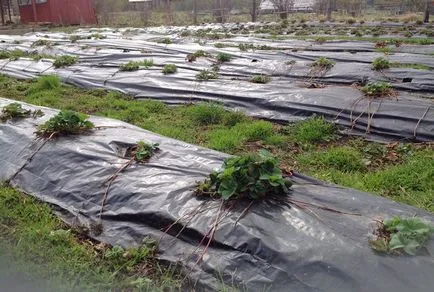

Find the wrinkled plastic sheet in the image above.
[
  {"left": 1, "top": 98, "right": 433, "bottom": 292},
  {"left": 0, "top": 31, "right": 433, "bottom": 142}
]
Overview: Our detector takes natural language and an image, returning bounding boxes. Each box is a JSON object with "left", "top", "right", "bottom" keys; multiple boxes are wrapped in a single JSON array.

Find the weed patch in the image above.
[
  {"left": 288, "top": 117, "right": 335, "bottom": 143},
  {"left": 26, "top": 75, "right": 61, "bottom": 95},
  {"left": 298, "top": 147, "right": 366, "bottom": 172},
  {"left": 370, "top": 217, "right": 433, "bottom": 255},
  {"left": 188, "top": 103, "right": 226, "bottom": 125}
]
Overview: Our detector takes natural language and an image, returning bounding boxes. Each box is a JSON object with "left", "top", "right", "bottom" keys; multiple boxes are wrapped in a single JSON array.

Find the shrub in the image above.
[
  {"left": 196, "top": 150, "right": 292, "bottom": 200},
  {"left": 347, "top": 18, "right": 356, "bottom": 24},
  {"left": 311, "top": 57, "right": 335, "bottom": 70},
  {"left": 290, "top": 116, "right": 335, "bottom": 143},
  {"left": 361, "top": 82, "right": 395, "bottom": 97},
  {"left": 250, "top": 75, "right": 271, "bottom": 84},
  {"left": 196, "top": 69, "right": 219, "bottom": 81},
  {"left": 53, "top": 55, "right": 78, "bottom": 68},
  {"left": 36, "top": 110, "right": 94, "bottom": 137},
  {"left": 372, "top": 57, "right": 391, "bottom": 71},
  {"left": 162, "top": 64, "right": 177, "bottom": 74},
  {"left": 216, "top": 52, "right": 232, "bottom": 63},
  {"left": 369, "top": 217, "right": 433, "bottom": 255}
]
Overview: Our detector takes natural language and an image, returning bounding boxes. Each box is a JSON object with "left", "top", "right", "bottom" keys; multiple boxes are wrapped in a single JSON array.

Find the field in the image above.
[{"left": 1, "top": 15, "right": 433, "bottom": 291}]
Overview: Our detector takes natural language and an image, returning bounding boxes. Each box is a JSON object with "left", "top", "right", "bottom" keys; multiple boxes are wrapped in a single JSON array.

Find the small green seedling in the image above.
[
  {"left": 372, "top": 57, "right": 391, "bottom": 71},
  {"left": 361, "top": 82, "right": 395, "bottom": 98},
  {"left": 133, "top": 141, "right": 159, "bottom": 162},
  {"left": 370, "top": 217, "right": 433, "bottom": 255},
  {"left": 196, "top": 150, "right": 292, "bottom": 200},
  {"left": 36, "top": 110, "right": 94, "bottom": 138},
  {"left": 69, "top": 35, "right": 82, "bottom": 43},
  {"left": 310, "top": 57, "right": 335, "bottom": 70},
  {"left": 250, "top": 75, "right": 271, "bottom": 84},
  {"left": 158, "top": 38, "right": 172, "bottom": 44},
  {"left": 162, "top": 64, "right": 177, "bottom": 74},
  {"left": 216, "top": 52, "right": 232, "bottom": 63},
  {"left": 0, "top": 103, "right": 43, "bottom": 122},
  {"left": 196, "top": 69, "right": 219, "bottom": 81},
  {"left": 120, "top": 59, "right": 153, "bottom": 71},
  {"left": 91, "top": 33, "right": 106, "bottom": 40},
  {"left": 53, "top": 55, "right": 78, "bottom": 68}
]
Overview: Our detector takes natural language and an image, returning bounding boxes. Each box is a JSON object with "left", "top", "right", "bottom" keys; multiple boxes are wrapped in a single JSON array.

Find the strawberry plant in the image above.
[
  {"left": 372, "top": 57, "right": 391, "bottom": 71},
  {"left": 53, "top": 55, "right": 78, "bottom": 68},
  {"left": 361, "top": 81, "right": 395, "bottom": 97},
  {"left": 370, "top": 217, "right": 433, "bottom": 255},
  {"left": 310, "top": 57, "right": 335, "bottom": 70},
  {"left": 196, "top": 69, "right": 219, "bottom": 81},
  {"left": 1, "top": 103, "right": 43, "bottom": 122},
  {"left": 132, "top": 141, "right": 159, "bottom": 162},
  {"left": 196, "top": 150, "right": 292, "bottom": 200},
  {"left": 36, "top": 110, "right": 94, "bottom": 137},
  {"left": 250, "top": 75, "right": 271, "bottom": 84},
  {"left": 162, "top": 64, "right": 177, "bottom": 74}
]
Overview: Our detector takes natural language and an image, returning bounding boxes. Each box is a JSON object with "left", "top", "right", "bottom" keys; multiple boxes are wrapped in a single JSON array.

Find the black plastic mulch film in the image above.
[
  {"left": 0, "top": 98, "right": 433, "bottom": 292},
  {"left": 0, "top": 29, "right": 433, "bottom": 142}
]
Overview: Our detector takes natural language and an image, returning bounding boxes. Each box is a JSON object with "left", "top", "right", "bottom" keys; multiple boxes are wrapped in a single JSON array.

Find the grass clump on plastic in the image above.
[
  {"left": 372, "top": 57, "right": 391, "bottom": 71},
  {"left": 162, "top": 64, "right": 177, "bottom": 74},
  {"left": 196, "top": 150, "right": 292, "bottom": 200},
  {"left": 361, "top": 81, "right": 395, "bottom": 98},
  {"left": 310, "top": 57, "right": 335, "bottom": 70},
  {"left": 370, "top": 217, "right": 433, "bottom": 255},
  {"left": 53, "top": 55, "right": 78, "bottom": 68},
  {"left": 36, "top": 110, "right": 94, "bottom": 138},
  {"left": 120, "top": 59, "right": 153, "bottom": 72},
  {"left": 0, "top": 102, "right": 43, "bottom": 122},
  {"left": 196, "top": 69, "right": 219, "bottom": 81},
  {"left": 250, "top": 75, "right": 271, "bottom": 84},
  {"left": 216, "top": 52, "right": 232, "bottom": 63}
]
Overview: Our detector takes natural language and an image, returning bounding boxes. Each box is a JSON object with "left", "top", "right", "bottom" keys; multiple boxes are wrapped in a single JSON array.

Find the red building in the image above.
[{"left": 18, "top": 0, "right": 97, "bottom": 25}]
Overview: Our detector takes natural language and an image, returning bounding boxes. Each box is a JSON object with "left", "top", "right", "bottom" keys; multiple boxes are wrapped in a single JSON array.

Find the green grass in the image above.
[
  {"left": 298, "top": 147, "right": 366, "bottom": 172},
  {"left": 288, "top": 116, "right": 335, "bottom": 143},
  {"left": 0, "top": 185, "right": 180, "bottom": 291},
  {"left": 26, "top": 75, "right": 61, "bottom": 95},
  {"left": 0, "top": 74, "right": 432, "bottom": 212}
]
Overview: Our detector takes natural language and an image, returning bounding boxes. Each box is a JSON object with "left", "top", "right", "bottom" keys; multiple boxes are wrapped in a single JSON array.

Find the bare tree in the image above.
[
  {"left": 270, "top": 0, "right": 295, "bottom": 20},
  {"left": 251, "top": 0, "right": 258, "bottom": 22},
  {"left": 424, "top": 0, "right": 431, "bottom": 23}
]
